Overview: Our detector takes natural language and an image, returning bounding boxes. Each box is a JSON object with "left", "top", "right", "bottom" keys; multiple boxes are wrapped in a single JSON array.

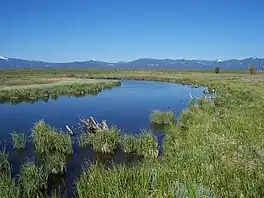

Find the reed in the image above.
[
  {"left": 18, "top": 161, "right": 48, "bottom": 198},
  {"left": 151, "top": 111, "right": 175, "bottom": 125},
  {"left": 32, "top": 120, "right": 73, "bottom": 155},
  {"left": 11, "top": 131, "right": 27, "bottom": 151}
]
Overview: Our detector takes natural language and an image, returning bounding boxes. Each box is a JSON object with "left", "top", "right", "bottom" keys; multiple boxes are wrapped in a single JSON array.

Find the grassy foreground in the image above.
[
  {"left": 0, "top": 69, "right": 264, "bottom": 197},
  {"left": 74, "top": 69, "right": 264, "bottom": 197}
]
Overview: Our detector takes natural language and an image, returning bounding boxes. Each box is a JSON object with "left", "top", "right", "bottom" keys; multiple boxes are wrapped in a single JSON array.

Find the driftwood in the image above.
[
  {"left": 65, "top": 125, "right": 74, "bottom": 136},
  {"left": 80, "top": 117, "right": 109, "bottom": 132}
]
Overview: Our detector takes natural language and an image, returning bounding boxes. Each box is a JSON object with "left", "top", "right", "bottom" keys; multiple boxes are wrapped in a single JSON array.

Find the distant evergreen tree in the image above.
[
  {"left": 249, "top": 65, "right": 256, "bottom": 75},
  {"left": 215, "top": 67, "right": 220, "bottom": 74}
]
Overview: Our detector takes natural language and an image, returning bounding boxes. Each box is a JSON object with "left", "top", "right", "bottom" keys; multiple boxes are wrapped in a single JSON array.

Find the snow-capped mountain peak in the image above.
[
  {"left": 0, "top": 56, "right": 8, "bottom": 60},
  {"left": 216, "top": 58, "right": 223, "bottom": 62}
]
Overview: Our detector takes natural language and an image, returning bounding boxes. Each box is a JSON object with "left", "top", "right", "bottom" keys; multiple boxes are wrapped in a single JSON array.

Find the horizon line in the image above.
[{"left": 0, "top": 55, "right": 262, "bottom": 63}]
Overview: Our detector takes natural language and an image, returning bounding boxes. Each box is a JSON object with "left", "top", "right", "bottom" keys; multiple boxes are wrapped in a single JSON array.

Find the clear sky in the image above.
[{"left": 1, "top": 0, "right": 263, "bottom": 62}]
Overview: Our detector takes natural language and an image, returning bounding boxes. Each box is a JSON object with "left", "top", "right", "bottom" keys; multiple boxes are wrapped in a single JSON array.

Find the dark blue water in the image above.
[
  {"left": 0, "top": 80, "right": 207, "bottom": 139},
  {"left": 0, "top": 80, "right": 209, "bottom": 197}
]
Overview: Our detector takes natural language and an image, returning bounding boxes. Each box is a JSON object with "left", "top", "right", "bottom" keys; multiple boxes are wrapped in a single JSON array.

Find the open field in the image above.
[
  {"left": 0, "top": 69, "right": 264, "bottom": 197},
  {"left": 1, "top": 68, "right": 264, "bottom": 87}
]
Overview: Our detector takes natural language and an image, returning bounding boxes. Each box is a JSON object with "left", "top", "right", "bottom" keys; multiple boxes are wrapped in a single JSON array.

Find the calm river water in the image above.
[
  {"left": 0, "top": 80, "right": 207, "bottom": 139},
  {"left": 0, "top": 80, "right": 209, "bottom": 197}
]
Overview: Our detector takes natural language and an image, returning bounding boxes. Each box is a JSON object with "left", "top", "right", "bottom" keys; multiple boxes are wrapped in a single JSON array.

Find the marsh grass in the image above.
[
  {"left": 0, "top": 79, "right": 121, "bottom": 104},
  {"left": 0, "top": 149, "right": 10, "bottom": 173},
  {"left": 88, "top": 127, "right": 120, "bottom": 153},
  {"left": 120, "top": 131, "right": 158, "bottom": 158},
  {"left": 135, "top": 131, "right": 159, "bottom": 158},
  {"left": 19, "top": 161, "right": 48, "bottom": 198},
  {"left": 151, "top": 111, "right": 175, "bottom": 125},
  {"left": 43, "top": 152, "right": 67, "bottom": 175},
  {"left": 0, "top": 172, "right": 20, "bottom": 198},
  {"left": 76, "top": 163, "right": 213, "bottom": 198},
  {"left": 163, "top": 86, "right": 264, "bottom": 197},
  {"left": 120, "top": 134, "right": 138, "bottom": 153},
  {"left": 77, "top": 132, "right": 91, "bottom": 148},
  {"left": 32, "top": 120, "right": 73, "bottom": 155},
  {"left": 11, "top": 131, "right": 27, "bottom": 151},
  {"left": 197, "top": 98, "right": 215, "bottom": 112}
]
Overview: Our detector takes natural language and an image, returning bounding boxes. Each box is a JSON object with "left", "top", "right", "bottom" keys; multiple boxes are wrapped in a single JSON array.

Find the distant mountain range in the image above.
[{"left": 1, "top": 56, "right": 264, "bottom": 70}]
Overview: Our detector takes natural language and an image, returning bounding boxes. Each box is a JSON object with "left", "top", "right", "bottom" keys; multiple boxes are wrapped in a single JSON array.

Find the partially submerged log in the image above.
[{"left": 80, "top": 117, "right": 109, "bottom": 132}]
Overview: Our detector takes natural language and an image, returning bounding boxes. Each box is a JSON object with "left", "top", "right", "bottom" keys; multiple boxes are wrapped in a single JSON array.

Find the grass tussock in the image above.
[
  {"left": 120, "top": 134, "right": 137, "bottom": 153},
  {"left": 87, "top": 127, "right": 120, "bottom": 153},
  {"left": 43, "top": 152, "right": 67, "bottom": 174},
  {"left": 11, "top": 131, "right": 27, "bottom": 151},
  {"left": 18, "top": 161, "right": 48, "bottom": 198},
  {"left": 135, "top": 131, "right": 158, "bottom": 158},
  {"left": 0, "top": 149, "right": 10, "bottom": 173},
  {"left": 151, "top": 111, "right": 175, "bottom": 125},
  {"left": 32, "top": 120, "right": 73, "bottom": 155},
  {"left": 120, "top": 131, "right": 158, "bottom": 158},
  {"left": 0, "top": 172, "right": 20, "bottom": 198},
  {"left": 77, "top": 132, "right": 91, "bottom": 148}
]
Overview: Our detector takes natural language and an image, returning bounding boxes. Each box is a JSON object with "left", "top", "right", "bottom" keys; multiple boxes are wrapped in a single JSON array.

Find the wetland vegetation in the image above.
[
  {"left": 0, "top": 69, "right": 264, "bottom": 197},
  {"left": 0, "top": 77, "right": 121, "bottom": 104}
]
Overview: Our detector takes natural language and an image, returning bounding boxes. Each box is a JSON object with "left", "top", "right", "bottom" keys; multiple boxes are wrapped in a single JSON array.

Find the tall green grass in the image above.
[
  {"left": 120, "top": 134, "right": 138, "bottom": 153},
  {"left": 0, "top": 172, "right": 20, "bottom": 198},
  {"left": 120, "top": 131, "right": 158, "bottom": 158},
  {"left": 0, "top": 149, "right": 10, "bottom": 173},
  {"left": 11, "top": 131, "right": 27, "bottom": 151},
  {"left": 163, "top": 86, "right": 264, "bottom": 197},
  {"left": 76, "top": 163, "right": 213, "bottom": 198},
  {"left": 43, "top": 152, "right": 67, "bottom": 174},
  {"left": 32, "top": 120, "right": 73, "bottom": 155},
  {"left": 151, "top": 111, "right": 175, "bottom": 125},
  {"left": 87, "top": 127, "right": 120, "bottom": 153},
  {"left": 18, "top": 161, "right": 48, "bottom": 198}
]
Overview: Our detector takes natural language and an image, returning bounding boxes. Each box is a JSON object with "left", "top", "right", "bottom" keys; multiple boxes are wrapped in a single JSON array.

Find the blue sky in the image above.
[{"left": 0, "top": 0, "right": 263, "bottom": 62}]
